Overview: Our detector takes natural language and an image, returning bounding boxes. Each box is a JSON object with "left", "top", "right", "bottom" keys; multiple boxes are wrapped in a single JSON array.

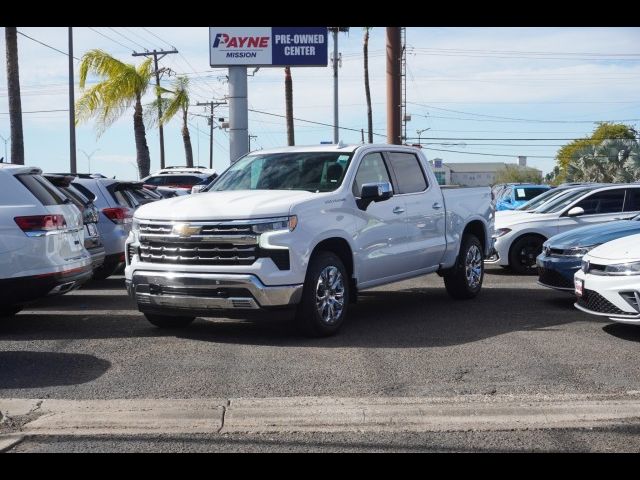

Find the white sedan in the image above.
[{"left": 574, "top": 233, "right": 640, "bottom": 324}]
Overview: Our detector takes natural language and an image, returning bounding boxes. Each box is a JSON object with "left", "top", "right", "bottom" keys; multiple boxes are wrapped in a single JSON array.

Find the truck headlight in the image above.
[
  {"left": 603, "top": 261, "right": 640, "bottom": 276},
  {"left": 493, "top": 228, "right": 511, "bottom": 238},
  {"left": 252, "top": 215, "right": 298, "bottom": 234}
]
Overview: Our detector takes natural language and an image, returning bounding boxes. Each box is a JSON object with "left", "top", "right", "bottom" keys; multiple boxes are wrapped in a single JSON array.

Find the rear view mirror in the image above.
[{"left": 567, "top": 206, "right": 585, "bottom": 217}]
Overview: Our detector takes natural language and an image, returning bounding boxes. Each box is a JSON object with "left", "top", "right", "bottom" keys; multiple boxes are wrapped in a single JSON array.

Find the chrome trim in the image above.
[
  {"left": 137, "top": 217, "right": 290, "bottom": 226},
  {"left": 138, "top": 233, "right": 258, "bottom": 244},
  {"left": 130, "top": 270, "right": 303, "bottom": 310}
]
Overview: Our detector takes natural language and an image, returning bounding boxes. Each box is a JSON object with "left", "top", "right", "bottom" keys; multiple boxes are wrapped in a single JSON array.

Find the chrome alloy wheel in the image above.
[
  {"left": 315, "top": 266, "right": 345, "bottom": 325},
  {"left": 465, "top": 244, "right": 483, "bottom": 289}
]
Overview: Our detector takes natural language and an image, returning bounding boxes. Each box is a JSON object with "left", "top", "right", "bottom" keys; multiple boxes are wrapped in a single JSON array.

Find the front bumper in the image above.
[
  {"left": 126, "top": 270, "right": 303, "bottom": 315},
  {"left": 573, "top": 269, "right": 640, "bottom": 323},
  {"left": 536, "top": 253, "right": 580, "bottom": 292}
]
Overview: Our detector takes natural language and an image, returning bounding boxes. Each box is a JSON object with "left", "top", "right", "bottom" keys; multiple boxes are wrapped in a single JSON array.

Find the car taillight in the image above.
[
  {"left": 102, "top": 207, "right": 133, "bottom": 224},
  {"left": 14, "top": 215, "right": 67, "bottom": 235}
]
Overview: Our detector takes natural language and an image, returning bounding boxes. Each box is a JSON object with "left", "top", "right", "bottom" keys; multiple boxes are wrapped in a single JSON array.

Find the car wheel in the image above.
[
  {"left": 296, "top": 251, "right": 349, "bottom": 337},
  {"left": 0, "top": 305, "right": 23, "bottom": 317},
  {"left": 443, "top": 234, "right": 484, "bottom": 300},
  {"left": 144, "top": 314, "right": 196, "bottom": 329},
  {"left": 509, "top": 235, "right": 545, "bottom": 275}
]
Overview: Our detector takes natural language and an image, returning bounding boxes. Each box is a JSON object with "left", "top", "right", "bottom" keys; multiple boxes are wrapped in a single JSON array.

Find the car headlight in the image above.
[
  {"left": 252, "top": 216, "right": 298, "bottom": 234},
  {"left": 603, "top": 260, "right": 640, "bottom": 276},
  {"left": 493, "top": 228, "right": 512, "bottom": 238},
  {"left": 563, "top": 245, "right": 598, "bottom": 257}
]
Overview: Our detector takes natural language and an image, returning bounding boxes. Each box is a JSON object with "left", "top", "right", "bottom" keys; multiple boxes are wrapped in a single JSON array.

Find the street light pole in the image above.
[
  {"left": 416, "top": 128, "right": 431, "bottom": 147},
  {"left": 81, "top": 148, "right": 100, "bottom": 174}
]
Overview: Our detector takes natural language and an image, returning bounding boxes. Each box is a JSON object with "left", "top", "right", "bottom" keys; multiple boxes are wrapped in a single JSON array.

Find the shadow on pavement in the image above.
[
  {"left": 0, "top": 351, "right": 111, "bottom": 389},
  {"left": 602, "top": 323, "right": 640, "bottom": 343},
  {"left": 0, "top": 286, "right": 598, "bottom": 349}
]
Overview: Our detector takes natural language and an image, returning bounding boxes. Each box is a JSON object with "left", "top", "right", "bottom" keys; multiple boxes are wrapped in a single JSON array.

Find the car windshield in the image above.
[
  {"left": 210, "top": 152, "right": 353, "bottom": 193},
  {"left": 514, "top": 187, "right": 549, "bottom": 200},
  {"left": 516, "top": 188, "right": 567, "bottom": 211},
  {"left": 535, "top": 188, "right": 594, "bottom": 214}
]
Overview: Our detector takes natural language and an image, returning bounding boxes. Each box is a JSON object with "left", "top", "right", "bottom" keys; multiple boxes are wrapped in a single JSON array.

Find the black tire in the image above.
[
  {"left": 0, "top": 305, "right": 22, "bottom": 317},
  {"left": 443, "top": 234, "right": 484, "bottom": 300},
  {"left": 92, "top": 261, "right": 120, "bottom": 281},
  {"left": 144, "top": 314, "right": 195, "bottom": 329},
  {"left": 296, "top": 251, "right": 350, "bottom": 337},
  {"left": 508, "top": 235, "right": 545, "bottom": 275}
]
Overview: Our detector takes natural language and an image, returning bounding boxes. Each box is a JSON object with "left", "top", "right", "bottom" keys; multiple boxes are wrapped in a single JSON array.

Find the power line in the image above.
[
  {"left": 141, "top": 27, "right": 175, "bottom": 50},
  {"left": 106, "top": 27, "right": 147, "bottom": 51},
  {"left": 420, "top": 146, "right": 555, "bottom": 159},
  {"left": 17, "top": 30, "right": 80, "bottom": 61},
  {"left": 87, "top": 27, "right": 133, "bottom": 51},
  {"left": 0, "top": 109, "right": 69, "bottom": 114},
  {"left": 411, "top": 112, "right": 640, "bottom": 124}
]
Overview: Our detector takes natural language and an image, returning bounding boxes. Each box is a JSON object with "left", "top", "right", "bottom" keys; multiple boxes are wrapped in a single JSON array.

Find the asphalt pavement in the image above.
[{"left": 2, "top": 266, "right": 640, "bottom": 452}]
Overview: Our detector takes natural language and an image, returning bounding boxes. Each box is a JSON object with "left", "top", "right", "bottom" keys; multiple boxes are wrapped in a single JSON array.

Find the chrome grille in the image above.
[{"left": 138, "top": 221, "right": 258, "bottom": 266}]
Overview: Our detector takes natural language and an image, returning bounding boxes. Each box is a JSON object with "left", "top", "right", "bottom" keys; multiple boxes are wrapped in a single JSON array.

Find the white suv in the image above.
[{"left": 0, "top": 165, "right": 92, "bottom": 316}]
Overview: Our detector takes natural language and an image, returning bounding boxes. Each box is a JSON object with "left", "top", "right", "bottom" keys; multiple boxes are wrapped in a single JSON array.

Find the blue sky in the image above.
[{"left": 1, "top": 27, "right": 639, "bottom": 180}]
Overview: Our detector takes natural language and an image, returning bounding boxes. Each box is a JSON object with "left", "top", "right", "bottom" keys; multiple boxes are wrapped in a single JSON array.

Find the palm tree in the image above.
[
  {"left": 363, "top": 27, "right": 373, "bottom": 143},
  {"left": 146, "top": 76, "right": 194, "bottom": 167},
  {"left": 566, "top": 138, "right": 640, "bottom": 183},
  {"left": 75, "top": 49, "right": 154, "bottom": 178},
  {"left": 284, "top": 66, "right": 294, "bottom": 146},
  {"left": 5, "top": 27, "right": 24, "bottom": 164}
]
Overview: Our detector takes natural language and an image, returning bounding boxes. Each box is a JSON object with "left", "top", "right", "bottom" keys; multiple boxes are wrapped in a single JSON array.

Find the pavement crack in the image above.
[{"left": 217, "top": 399, "right": 230, "bottom": 434}]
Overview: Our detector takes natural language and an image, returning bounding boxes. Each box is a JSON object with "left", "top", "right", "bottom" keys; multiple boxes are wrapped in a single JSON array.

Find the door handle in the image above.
[
  {"left": 393, "top": 206, "right": 405, "bottom": 214},
  {"left": 432, "top": 202, "right": 442, "bottom": 210}
]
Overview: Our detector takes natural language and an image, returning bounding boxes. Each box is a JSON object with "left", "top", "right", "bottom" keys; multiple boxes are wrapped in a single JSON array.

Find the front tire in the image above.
[
  {"left": 508, "top": 235, "right": 545, "bottom": 275},
  {"left": 443, "top": 234, "right": 484, "bottom": 300},
  {"left": 296, "top": 251, "right": 350, "bottom": 337},
  {"left": 144, "top": 314, "right": 195, "bottom": 329}
]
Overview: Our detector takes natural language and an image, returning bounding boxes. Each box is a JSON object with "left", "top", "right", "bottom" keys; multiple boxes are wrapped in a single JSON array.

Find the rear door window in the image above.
[
  {"left": 572, "top": 189, "right": 625, "bottom": 215},
  {"left": 624, "top": 188, "right": 640, "bottom": 212},
  {"left": 386, "top": 152, "right": 428, "bottom": 194},
  {"left": 16, "top": 174, "right": 67, "bottom": 205}
]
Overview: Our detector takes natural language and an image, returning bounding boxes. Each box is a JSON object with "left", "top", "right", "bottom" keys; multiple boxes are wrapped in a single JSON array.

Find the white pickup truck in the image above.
[{"left": 125, "top": 144, "right": 494, "bottom": 336}]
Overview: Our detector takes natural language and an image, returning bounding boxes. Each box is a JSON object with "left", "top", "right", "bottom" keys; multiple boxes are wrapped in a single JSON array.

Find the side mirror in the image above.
[
  {"left": 567, "top": 206, "right": 585, "bottom": 217},
  {"left": 357, "top": 181, "right": 393, "bottom": 210}
]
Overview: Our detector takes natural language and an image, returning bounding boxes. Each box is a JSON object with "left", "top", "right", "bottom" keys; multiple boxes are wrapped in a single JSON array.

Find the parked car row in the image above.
[
  {"left": 488, "top": 180, "right": 640, "bottom": 326},
  {"left": 0, "top": 164, "right": 163, "bottom": 316}
]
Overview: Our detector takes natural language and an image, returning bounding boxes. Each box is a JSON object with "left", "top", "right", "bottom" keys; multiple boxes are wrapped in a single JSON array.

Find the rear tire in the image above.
[
  {"left": 443, "top": 234, "right": 484, "bottom": 300},
  {"left": 296, "top": 251, "right": 349, "bottom": 337},
  {"left": 0, "top": 305, "right": 22, "bottom": 317},
  {"left": 508, "top": 235, "right": 545, "bottom": 275},
  {"left": 145, "top": 314, "right": 195, "bottom": 329}
]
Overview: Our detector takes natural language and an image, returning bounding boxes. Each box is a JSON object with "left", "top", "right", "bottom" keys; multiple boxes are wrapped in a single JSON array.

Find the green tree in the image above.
[
  {"left": 565, "top": 138, "right": 640, "bottom": 183},
  {"left": 494, "top": 165, "right": 542, "bottom": 184},
  {"left": 554, "top": 122, "right": 637, "bottom": 182},
  {"left": 75, "top": 49, "right": 154, "bottom": 178},
  {"left": 146, "top": 76, "right": 194, "bottom": 167}
]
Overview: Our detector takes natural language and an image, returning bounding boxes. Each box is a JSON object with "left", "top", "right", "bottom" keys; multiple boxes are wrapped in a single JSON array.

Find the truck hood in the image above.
[
  {"left": 547, "top": 220, "right": 640, "bottom": 249},
  {"left": 134, "top": 189, "right": 318, "bottom": 221},
  {"left": 586, "top": 233, "right": 640, "bottom": 263}
]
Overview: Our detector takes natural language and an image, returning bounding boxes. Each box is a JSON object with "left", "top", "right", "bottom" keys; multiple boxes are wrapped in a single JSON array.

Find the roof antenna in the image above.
[{"left": 337, "top": 139, "right": 345, "bottom": 148}]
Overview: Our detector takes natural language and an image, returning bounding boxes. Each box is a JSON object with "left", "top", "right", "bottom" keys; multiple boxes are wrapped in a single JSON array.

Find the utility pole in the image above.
[
  {"left": 132, "top": 49, "right": 178, "bottom": 170},
  {"left": 81, "top": 148, "right": 100, "bottom": 174},
  {"left": 328, "top": 27, "right": 349, "bottom": 144},
  {"left": 386, "top": 27, "right": 402, "bottom": 145},
  {"left": 196, "top": 100, "right": 226, "bottom": 169},
  {"left": 68, "top": 27, "right": 77, "bottom": 173}
]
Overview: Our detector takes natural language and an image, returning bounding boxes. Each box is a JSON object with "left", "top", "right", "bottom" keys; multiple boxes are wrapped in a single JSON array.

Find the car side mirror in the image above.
[
  {"left": 567, "top": 206, "right": 585, "bottom": 217},
  {"left": 357, "top": 181, "right": 393, "bottom": 210}
]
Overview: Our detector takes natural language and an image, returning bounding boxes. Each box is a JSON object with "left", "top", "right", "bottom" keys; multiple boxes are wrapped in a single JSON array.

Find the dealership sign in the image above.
[{"left": 209, "top": 27, "right": 328, "bottom": 67}]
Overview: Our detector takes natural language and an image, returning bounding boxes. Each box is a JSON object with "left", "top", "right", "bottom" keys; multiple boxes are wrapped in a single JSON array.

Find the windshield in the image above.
[
  {"left": 210, "top": 152, "right": 352, "bottom": 193},
  {"left": 516, "top": 188, "right": 567, "bottom": 211},
  {"left": 514, "top": 187, "right": 549, "bottom": 200},
  {"left": 536, "top": 188, "right": 594, "bottom": 214}
]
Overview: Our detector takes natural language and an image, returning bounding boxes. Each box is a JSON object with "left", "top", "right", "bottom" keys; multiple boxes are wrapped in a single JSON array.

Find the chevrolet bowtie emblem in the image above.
[{"left": 173, "top": 223, "right": 201, "bottom": 237}]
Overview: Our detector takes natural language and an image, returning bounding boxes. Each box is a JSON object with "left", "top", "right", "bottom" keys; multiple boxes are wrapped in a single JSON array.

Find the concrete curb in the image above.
[
  {"left": 0, "top": 434, "right": 24, "bottom": 452},
  {"left": 1, "top": 393, "right": 640, "bottom": 436}
]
